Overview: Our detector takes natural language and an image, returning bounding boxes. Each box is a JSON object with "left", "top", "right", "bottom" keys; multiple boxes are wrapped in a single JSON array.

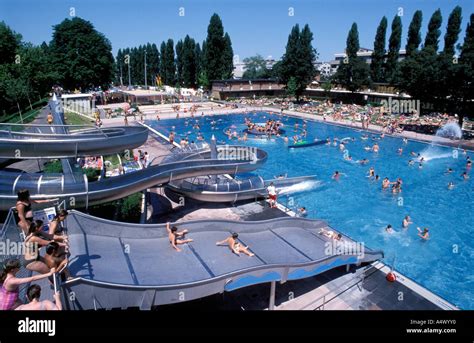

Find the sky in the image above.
[{"left": 1, "top": 0, "right": 472, "bottom": 62}]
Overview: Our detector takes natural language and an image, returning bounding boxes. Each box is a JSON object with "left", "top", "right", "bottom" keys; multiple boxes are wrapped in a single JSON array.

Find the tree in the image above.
[
  {"left": 286, "top": 77, "right": 298, "bottom": 98},
  {"left": 334, "top": 23, "right": 371, "bottom": 92},
  {"left": 0, "top": 21, "right": 21, "bottom": 65},
  {"left": 49, "top": 17, "right": 114, "bottom": 90},
  {"left": 161, "top": 39, "right": 176, "bottom": 86},
  {"left": 406, "top": 10, "right": 423, "bottom": 57},
  {"left": 175, "top": 39, "right": 184, "bottom": 86},
  {"left": 202, "top": 13, "right": 234, "bottom": 86},
  {"left": 194, "top": 42, "right": 202, "bottom": 87},
  {"left": 371, "top": 16, "right": 387, "bottom": 82},
  {"left": 146, "top": 43, "right": 160, "bottom": 87},
  {"left": 424, "top": 9, "right": 443, "bottom": 51},
  {"left": 159, "top": 41, "right": 167, "bottom": 84},
  {"left": 242, "top": 54, "right": 271, "bottom": 79},
  {"left": 443, "top": 6, "right": 463, "bottom": 56},
  {"left": 222, "top": 32, "right": 234, "bottom": 79},
  {"left": 181, "top": 35, "right": 197, "bottom": 88},
  {"left": 456, "top": 13, "right": 474, "bottom": 125},
  {"left": 385, "top": 15, "right": 402, "bottom": 83},
  {"left": 276, "top": 24, "right": 317, "bottom": 100}
]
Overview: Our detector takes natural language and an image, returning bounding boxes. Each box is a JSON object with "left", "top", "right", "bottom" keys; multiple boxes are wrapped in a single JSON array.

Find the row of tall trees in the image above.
[
  {"left": 333, "top": 6, "right": 473, "bottom": 122},
  {"left": 115, "top": 13, "right": 233, "bottom": 89}
]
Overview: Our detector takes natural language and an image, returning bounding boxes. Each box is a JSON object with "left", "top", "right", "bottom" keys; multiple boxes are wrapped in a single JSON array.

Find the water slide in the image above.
[
  {"left": 0, "top": 145, "right": 268, "bottom": 210},
  {"left": 166, "top": 175, "right": 319, "bottom": 203},
  {"left": 60, "top": 210, "right": 384, "bottom": 310},
  {"left": 0, "top": 124, "right": 148, "bottom": 159}
]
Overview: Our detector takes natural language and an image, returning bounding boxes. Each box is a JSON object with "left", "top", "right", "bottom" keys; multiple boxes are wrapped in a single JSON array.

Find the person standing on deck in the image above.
[{"left": 267, "top": 182, "right": 277, "bottom": 208}]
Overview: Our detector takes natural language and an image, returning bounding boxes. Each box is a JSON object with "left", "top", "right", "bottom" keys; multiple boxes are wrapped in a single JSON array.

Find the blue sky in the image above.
[{"left": 1, "top": 0, "right": 472, "bottom": 61}]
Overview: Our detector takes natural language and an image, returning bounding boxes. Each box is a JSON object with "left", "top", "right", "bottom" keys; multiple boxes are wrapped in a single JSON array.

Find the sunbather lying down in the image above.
[{"left": 319, "top": 228, "right": 342, "bottom": 241}]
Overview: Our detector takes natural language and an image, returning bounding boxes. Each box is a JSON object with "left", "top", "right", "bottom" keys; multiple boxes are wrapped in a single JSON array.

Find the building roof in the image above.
[{"left": 119, "top": 89, "right": 167, "bottom": 97}]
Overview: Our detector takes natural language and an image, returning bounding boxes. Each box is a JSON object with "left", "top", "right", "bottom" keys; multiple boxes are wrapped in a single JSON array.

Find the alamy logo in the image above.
[
  {"left": 380, "top": 97, "right": 420, "bottom": 115},
  {"left": 217, "top": 146, "right": 258, "bottom": 164},
  {"left": 18, "top": 317, "right": 56, "bottom": 336}
]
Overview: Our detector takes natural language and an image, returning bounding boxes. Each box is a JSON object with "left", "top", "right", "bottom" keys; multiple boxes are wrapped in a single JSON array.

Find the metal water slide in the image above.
[
  {"left": 0, "top": 124, "right": 148, "bottom": 159},
  {"left": 61, "top": 210, "right": 384, "bottom": 310},
  {"left": 166, "top": 175, "right": 319, "bottom": 203},
  {"left": 0, "top": 145, "right": 267, "bottom": 210}
]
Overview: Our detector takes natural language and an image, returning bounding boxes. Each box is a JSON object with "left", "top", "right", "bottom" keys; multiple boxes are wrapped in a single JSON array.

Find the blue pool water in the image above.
[{"left": 147, "top": 112, "right": 474, "bottom": 309}]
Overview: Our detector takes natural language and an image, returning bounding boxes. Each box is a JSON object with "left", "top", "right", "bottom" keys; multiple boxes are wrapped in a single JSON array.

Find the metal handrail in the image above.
[{"left": 299, "top": 263, "right": 380, "bottom": 310}]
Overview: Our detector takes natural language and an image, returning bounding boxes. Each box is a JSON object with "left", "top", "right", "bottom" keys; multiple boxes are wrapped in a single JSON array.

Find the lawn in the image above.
[{"left": 64, "top": 111, "right": 95, "bottom": 126}]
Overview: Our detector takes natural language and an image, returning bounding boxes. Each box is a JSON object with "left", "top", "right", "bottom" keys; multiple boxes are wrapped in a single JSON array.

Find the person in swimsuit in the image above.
[
  {"left": 318, "top": 228, "right": 342, "bottom": 241},
  {"left": 402, "top": 215, "right": 413, "bottom": 229},
  {"left": 0, "top": 259, "right": 55, "bottom": 310},
  {"left": 24, "top": 221, "right": 60, "bottom": 274},
  {"left": 382, "top": 178, "right": 390, "bottom": 189},
  {"left": 15, "top": 189, "right": 56, "bottom": 235},
  {"left": 166, "top": 222, "right": 193, "bottom": 252},
  {"left": 44, "top": 242, "right": 72, "bottom": 281},
  {"left": 417, "top": 227, "right": 430, "bottom": 240},
  {"left": 216, "top": 233, "right": 254, "bottom": 256},
  {"left": 15, "top": 284, "right": 62, "bottom": 311},
  {"left": 48, "top": 210, "right": 69, "bottom": 237}
]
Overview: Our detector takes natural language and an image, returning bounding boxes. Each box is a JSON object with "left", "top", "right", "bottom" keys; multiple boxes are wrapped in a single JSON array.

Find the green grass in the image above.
[
  {"left": 43, "top": 160, "right": 63, "bottom": 173},
  {"left": 64, "top": 111, "right": 95, "bottom": 126},
  {"left": 88, "top": 192, "right": 142, "bottom": 223}
]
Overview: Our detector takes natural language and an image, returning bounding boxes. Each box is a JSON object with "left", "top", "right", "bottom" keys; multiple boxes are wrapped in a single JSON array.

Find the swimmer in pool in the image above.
[
  {"left": 283, "top": 136, "right": 289, "bottom": 143},
  {"left": 408, "top": 159, "right": 415, "bottom": 166},
  {"left": 361, "top": 134, "right": 369, "bottom": 140},
  {"left": 332, "top": 171, "right": 340, "bottom": 181},
  {"left": 462, "top": 172, "right": 470, "bottom": 180},
  {"left": 417, "top": 227, "right": 429, "bottom": 240},
  {"left": 446, "top": 168, "right": 454, "bottom": 174},
  {"left": 326, "top": 138, "right": 331, "bottom": 145},
  {"left": 448, "top": 182, "right": 455, "bottom": 190},
  {"left": 375, "top": 175, "right": 380, "bottom": 181},
  {"left": 410, "top": 151, "right": 418, "bottom": 157},
  {"left": 419, "top": 162, "right": 423, "bottom": 169},
  {"left": 397, "top": 148, "right": 403, "bottom": 155},
  {"left": 382, "top": 178, "right": 390, "bottom": 189},
  {"left": 402, "top": 215, "right": 412, "bottom": 229},
  {"left": 359, "top": 158, "right": 369, "bottom": 165},
  {"left": 403, "top": 138, "right": 408, "bottom": 144},
  {"left": 364, "top": 146, "right": 371, "bottom": 151},
  {"left": 385, "top": 224, "right": 393, "bottom": 234},
  {"left": 372, "top": 143, "right": 379, "bottom": 153},
  {"left": 368, "top": 167, "right": 375, "bottom": 178},
  {"left": 344, "top": 155, "right": 352, "bottom": 161},
  {"left": 339, "top": 142, "right": 345, "bottom": 151}
]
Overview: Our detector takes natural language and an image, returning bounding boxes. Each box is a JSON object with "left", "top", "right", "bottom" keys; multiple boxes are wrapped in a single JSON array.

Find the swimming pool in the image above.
[{"left": 147, "top": 111, "right": 474, "bottom": 309}]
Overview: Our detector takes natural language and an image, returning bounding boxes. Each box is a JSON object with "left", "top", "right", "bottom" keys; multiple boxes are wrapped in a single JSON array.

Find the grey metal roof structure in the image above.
[{"left": 61, "top": 210, "right": 383, "bottom": 310}]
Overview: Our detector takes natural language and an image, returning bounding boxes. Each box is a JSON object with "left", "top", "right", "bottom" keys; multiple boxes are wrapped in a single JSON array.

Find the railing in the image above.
[{"left": 296, "top": 263, "right": 380, "bottom": 310}]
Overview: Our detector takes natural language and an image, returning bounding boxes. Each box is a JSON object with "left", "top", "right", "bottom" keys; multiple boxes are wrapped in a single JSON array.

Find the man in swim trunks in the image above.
[
  {"left": 166, "top": 222, "right": 193, "bottom": 252},
  {"left": 372, "top": 143, "right": 379, "bottom": 153},
  {"left": 382, "top": 178, "right": 390, "bottom": 189},
  {"left": 332, "top": 171, "right": 340, "bottom": 181},
  {"left": 267, "top": 182, "right": 277, "bottom": 208},
  {"left": 216, "top": 233, "right": 254, "bottom": 256},
  {"left": 417, "top": 227, "right": 429, "bottom": 240}
]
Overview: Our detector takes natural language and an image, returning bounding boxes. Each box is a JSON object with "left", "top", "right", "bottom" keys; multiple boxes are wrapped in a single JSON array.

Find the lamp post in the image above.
[{"left": 144, "top": 50, "right": 148, "bottom": 89}]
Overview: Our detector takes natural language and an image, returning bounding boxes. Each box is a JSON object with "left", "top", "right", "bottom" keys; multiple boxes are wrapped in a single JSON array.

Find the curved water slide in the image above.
[
  {"left": 61, "top": 210, "right": 384, "bottom": 310},
  {"left": 166, "top": 175, "right": 319, "bottom": 203},
  {"left": 0, "top": 145, "right": 268, "bottom": 210},
  {"left": 0, "top": 124, "right": 148, "bottom": 159}
]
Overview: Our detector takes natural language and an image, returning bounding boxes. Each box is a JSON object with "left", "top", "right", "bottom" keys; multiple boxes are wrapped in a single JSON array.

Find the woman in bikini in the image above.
[{"left": 0, "top": 259, "right": 55, "bottom": 310}]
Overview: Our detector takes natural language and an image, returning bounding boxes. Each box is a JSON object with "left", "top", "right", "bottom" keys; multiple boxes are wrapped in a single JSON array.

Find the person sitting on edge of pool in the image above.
[
  {"left": 402, "top": 215, "right": 413, "bottom": 229},
  {"left": 417, "top": 227, "right": 430, "bottom": 240},
  {"left": 448, "top": 182, "right": 455, "bottom": 190},
  {"left": 385, "top": 224, "right": 394, "bottom": 234},
  {"left": 216, "top": 233, "right": 254, "bottom": 257},
  {"left": 166, "top": 222, "right": 193, "bottom": 252}
]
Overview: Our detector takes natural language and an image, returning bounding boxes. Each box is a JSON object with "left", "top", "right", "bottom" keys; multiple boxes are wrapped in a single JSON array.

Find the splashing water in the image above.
[
  {"left": 420, "top": 122, "right": 462, "bottom": 161},
  {"left": 278, "top": 180, "right": 322, "bottom": 195}
]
